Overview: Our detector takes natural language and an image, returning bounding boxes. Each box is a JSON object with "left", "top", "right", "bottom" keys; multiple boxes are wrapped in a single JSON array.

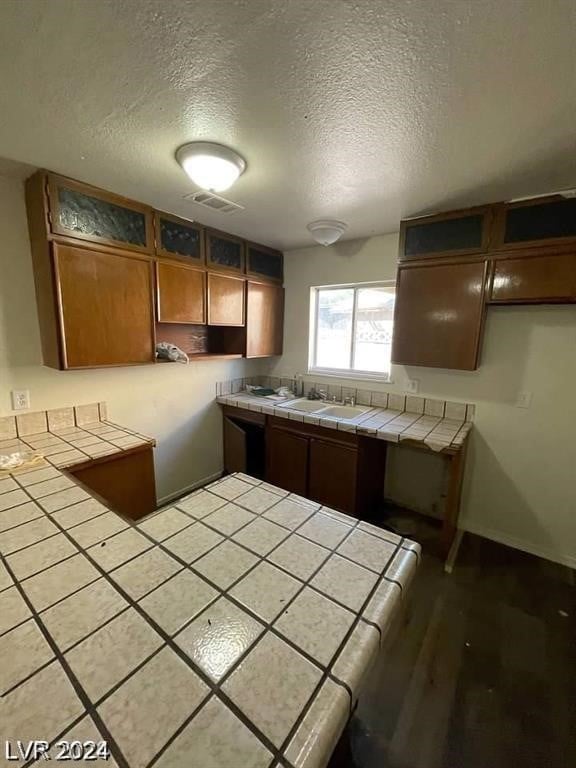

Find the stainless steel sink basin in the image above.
[{"left": 318, "top": 405, "right": 370, "bottom": 419}]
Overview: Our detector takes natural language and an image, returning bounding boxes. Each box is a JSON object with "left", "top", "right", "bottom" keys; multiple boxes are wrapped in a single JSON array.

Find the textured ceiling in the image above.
[{"left": 0, "top": 0, "right": 575, "bottom": 250}]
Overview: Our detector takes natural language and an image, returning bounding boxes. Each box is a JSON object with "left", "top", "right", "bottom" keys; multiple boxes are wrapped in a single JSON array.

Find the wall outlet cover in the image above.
[
  {"left": 406, "top": 379, "right": 419, "bottom": 394},
  {"left": 516, "top": 391, "right": 533, "bottom": 408},
  {"left": 11, "top": 390, "right": 31, "bottom": 410}
]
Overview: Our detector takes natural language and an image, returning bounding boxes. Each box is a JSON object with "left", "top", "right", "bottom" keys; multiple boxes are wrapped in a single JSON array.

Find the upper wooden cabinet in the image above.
[
  {"left": 156, "top": 262, "right": 206, "bottom": 323},
  {"left": 392, "top": 260, "right": 488, "bottom": 370},
  {"left": 246, "top": 241, "right": 284, "bottom": 283},
  {"left": 205, "top": 228, "right": 245, "bottom": 274},
  {"left": 26, "top": 169, "right": 285, "bottom": 367},
  {"left": 47, "top": 174, "right": 154, "bottom": 254},
  {"left": 53, "top": 244, "right": 155, "bottom": 368},
  {"left": 246, "top": 281, "right": 284, "bottom": 358},
  {"left": 207, "top": 273, "right": 245, "bottom": 326},
  {"left": 490, "top": 253, "right": 576, "bottom": 304},
  {"left": 155, "top": 211, "right": 204, "bottom": 265},
  {"left": 495, "top": 197, "right": 576, "bottom": 251},
  {"left": 399, "top": 206, "right": 492, "bottom": 261}
]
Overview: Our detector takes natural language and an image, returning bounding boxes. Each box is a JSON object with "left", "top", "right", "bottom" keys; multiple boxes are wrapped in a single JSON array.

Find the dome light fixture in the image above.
[
  {"left": 307, "top": 219, "right": 348, "bottom": 246},
  {"left": 176, "top": 141, "right": 246, "bottom": 192}
]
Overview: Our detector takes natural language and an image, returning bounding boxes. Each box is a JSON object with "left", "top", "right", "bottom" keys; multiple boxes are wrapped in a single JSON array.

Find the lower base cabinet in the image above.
[
  {"left": 266, "top": 427, "right": 309, "bottom": 496},
  {"left": 308, "top": 438, "right": 357, "bottom": 512},
  {"left": 266, "top": 418, "right": 387, "bottom": 518},
  {"left": 223, "top": 412, "right": 266, "bottom": 480},
  {"left": 68, "top": 446, "right": 156, "bottom": 520}
]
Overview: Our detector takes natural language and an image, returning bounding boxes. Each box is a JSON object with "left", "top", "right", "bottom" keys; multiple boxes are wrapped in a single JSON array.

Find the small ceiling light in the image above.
[
  {"left": 176, "top": 142, "right": 246, "bottom": 192},
  {"left": 307, "top": 219, "right": 348, "bottom": 246}
]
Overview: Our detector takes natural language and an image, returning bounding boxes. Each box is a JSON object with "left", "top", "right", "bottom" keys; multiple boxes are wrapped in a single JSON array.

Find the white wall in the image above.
[
  {"left": 274, "top": 236, "right": 576, "bottom": 567},
  {"left": 0, "top": 173, "right": 268, "bottom": 503}
]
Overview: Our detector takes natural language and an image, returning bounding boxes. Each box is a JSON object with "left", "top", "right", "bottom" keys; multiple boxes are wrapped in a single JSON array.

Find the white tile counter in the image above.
[
  {"left": 0, "top": 467, "right": 420, "bottom": 768},
  {"left": 216, "top": 392, "right": 473, "bottom": 453}
]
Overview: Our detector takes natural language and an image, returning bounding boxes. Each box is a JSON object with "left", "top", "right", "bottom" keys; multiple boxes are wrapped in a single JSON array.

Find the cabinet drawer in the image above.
[
  {"left": 48, "top": 174, "right": 153, "bottom": 253},
  {"left": 491, "top": 253, "right": 576, "bottom": 303}
]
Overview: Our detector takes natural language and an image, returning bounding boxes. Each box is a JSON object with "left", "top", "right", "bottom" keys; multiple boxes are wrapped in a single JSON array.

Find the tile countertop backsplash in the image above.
[
  {"left": 216, "top": 378, "right": 475, "bottom": 453},
  {"left": 0, "top": 469, "right": 420, "bottom": 768}
]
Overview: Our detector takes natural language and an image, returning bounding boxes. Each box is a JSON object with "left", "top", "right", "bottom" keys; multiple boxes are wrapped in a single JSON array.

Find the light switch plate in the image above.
[
  {"left": 516, "top": 391, "right": 532, "bottom": 408},
  {"left": 406, "top": 379, "right": 419, "bottom": 394},
  {"left": 11, "top": 390, "right": 30, "bottom": 410}
]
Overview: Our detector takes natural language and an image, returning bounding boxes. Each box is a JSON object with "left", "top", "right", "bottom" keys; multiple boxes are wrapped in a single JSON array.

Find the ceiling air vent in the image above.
[{"left": 183, "top": 190, "right": 245, "bottom": 214}]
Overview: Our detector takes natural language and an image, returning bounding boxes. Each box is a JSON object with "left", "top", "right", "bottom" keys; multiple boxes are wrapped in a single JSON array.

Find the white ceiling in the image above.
[{"left": 0, "top": 0, "right": 575, "bottom": 250}]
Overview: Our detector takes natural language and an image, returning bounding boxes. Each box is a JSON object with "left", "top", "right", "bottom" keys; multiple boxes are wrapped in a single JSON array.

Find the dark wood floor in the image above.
[{"left": 335, "top": 514, "right": 576, "bottom": 768}]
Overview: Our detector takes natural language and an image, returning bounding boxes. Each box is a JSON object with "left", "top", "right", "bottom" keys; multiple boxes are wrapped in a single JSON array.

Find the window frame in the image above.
[{"left": 308, "top": 280, "right": 396, "bottom": 382}]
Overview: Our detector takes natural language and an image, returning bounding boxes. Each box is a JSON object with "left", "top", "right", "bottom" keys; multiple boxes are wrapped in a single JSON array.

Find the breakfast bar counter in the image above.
[{"left": 1, "top": 457, "right": 419, "bottom": 768}]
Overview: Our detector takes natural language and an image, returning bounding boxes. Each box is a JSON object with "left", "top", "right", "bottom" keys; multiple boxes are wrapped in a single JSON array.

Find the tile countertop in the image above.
[
  {"left": 217, "top": 392, "right": 474, "bottom": 453},
  {"left": 0, "top": 470, "right": 420, "bottom": 768},
  {"left": 0, "top": 404, "right": 155, "bottom": 473}
]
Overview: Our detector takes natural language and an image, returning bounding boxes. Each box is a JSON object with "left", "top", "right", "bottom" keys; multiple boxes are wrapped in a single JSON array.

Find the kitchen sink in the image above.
[
  {"left": 278, "top": 398, "right": 327, "bottom": 413},
  {"left": 279, "top": 399, "right": 371, "bottom": 420},
  {"left": 318, "top": 405, "right": 370, "bottom": 419}
]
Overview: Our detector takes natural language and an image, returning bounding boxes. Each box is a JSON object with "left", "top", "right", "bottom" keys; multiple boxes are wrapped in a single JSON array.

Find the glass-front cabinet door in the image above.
[
  {"left": 155, "top": 212, "right": 204, "bottom": 265},
  {"left": 205, "top": 228, "right": 245, "bottom": 274},
  {"left": 246, "top": 242, "right": 284, "bottom": 283},
  {"left": 48, "top": 174, "right": 154, "bottom": 253}
]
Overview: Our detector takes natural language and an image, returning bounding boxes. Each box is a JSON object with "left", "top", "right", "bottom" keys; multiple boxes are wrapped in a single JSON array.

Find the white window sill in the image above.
[{"left": 307, "top": 368, "right": 393, "bottom": 384}]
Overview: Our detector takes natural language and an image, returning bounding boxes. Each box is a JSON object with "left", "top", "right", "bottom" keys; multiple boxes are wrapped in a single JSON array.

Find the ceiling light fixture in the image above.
[
  {"left": 176, "top": 142, "right": 246, "bottom": 192},
  {"left": 307, "top": 219, "right": 348, "bottom": 246}
]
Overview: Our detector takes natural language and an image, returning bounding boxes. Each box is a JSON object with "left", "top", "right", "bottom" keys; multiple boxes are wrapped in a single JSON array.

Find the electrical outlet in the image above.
[
  {"left": 406, "top": 379, "right": 419, "bottom": 394},
  {"left": 11, "top": 390, "right": 31, "bottom": 410},
  {"left": 516, "top": 391, "right": 533, "bottom": 408}
]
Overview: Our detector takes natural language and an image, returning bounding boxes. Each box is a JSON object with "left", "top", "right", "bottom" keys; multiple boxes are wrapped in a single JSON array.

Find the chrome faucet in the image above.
[{"left": 343, "top": 395, "right": 356, "bottom": 406}]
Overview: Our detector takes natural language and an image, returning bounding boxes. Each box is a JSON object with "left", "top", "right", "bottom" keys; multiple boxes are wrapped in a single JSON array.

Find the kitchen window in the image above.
[{"left": 309, "top": 282, "right": 396, "bottom": 380}]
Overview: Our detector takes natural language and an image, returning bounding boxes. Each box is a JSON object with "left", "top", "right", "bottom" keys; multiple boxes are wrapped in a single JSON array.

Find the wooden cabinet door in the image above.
[
  {"left": 53, "top": 243, "right": 155, "bottom": 368},
  {"left": 69, "top": 446, "right": 156, "bottom": 520},
  {"left": 246, "top": 281, "right": 284, "bottom": 357},
  {"left": 308, "top": 438, "right": 357, "bottom": 514},
  {"left": 490, "top": 253, "right": 576, "bottom": 303},
  {"left": 266, "top": 427, "right": 309, "bottom": 496},
  {"left": 224, "top": 417, "right": 248, "bottom": 475},
  {"left": 156, "top": 262, "right": 206, "bottom": 323},
  {"left": 392, "top": 260, "right": 488, "bottom": 370},
  {"left": 207, "top": 273, "right": 245, "bottom": 326}
]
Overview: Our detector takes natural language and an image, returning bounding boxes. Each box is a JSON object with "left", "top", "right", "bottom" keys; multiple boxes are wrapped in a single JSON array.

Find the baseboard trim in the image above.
[
  {"left": 157, "top": 470, "right": 224, "bottom": 507},
  {"left": 460, "top": 520, "right": 576, "bottom": 570}
]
